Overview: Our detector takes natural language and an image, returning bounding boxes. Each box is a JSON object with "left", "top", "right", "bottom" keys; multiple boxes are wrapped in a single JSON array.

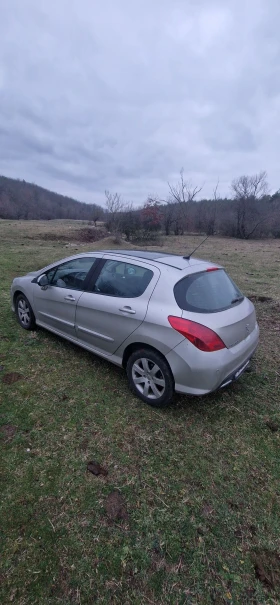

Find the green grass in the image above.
[{"left": 0, "top": 220, "right": 280, "bottom": 604}]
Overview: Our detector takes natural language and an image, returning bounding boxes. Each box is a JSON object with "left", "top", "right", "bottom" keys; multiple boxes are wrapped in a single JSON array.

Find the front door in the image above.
[
  {"left": 75, "top": 258, "right": 159, "bottom": 355},
  {"left": 33, "top": 256, "right": 98, "bottom": 338}
]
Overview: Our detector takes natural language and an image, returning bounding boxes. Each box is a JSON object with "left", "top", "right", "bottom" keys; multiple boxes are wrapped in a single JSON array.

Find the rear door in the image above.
[
  {"left": 75, "top": 257, "right": 160, "bottom": 355},
  {"left": 174, "top": 268, "right": 256, "bottom": 348},
  {"left": 33, "top": 256, "right": 99, "bottom": 338}
]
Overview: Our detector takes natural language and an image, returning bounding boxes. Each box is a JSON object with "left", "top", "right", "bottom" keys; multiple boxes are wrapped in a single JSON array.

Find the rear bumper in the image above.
[
  {"left": 166, "top": 323, "right": 259, "bottom": 395},
  {"left": 217, "top": 356, "right": 252, "bottom": 390}
]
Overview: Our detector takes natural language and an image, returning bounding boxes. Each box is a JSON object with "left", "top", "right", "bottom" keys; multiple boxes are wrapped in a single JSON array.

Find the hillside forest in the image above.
[{"left": 1, "top": 170, "right": 280, "bottom": 240}]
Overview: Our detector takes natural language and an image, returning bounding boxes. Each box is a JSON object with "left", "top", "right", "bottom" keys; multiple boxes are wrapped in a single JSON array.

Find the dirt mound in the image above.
[
  {"left": 252, "top": 548, "right": 280, "bottom": 592},
  {"left": 248, "top": 295, "right": 273, "bottom": 303},
  {"left": 27, "top": 227, "right": 108, "bottom": 243},
  {"left": 75, "top": 227, "right": 108, "bottom": 242}
]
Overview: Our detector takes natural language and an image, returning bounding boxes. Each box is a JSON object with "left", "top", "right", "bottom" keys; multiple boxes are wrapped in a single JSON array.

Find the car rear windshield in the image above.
[{"left": 174, "top": 269, "right": 244, "bottom": 313}]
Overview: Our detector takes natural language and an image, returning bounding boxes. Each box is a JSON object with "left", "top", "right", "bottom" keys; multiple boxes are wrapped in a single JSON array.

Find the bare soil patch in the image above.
[
  {"left": 248, "top": 295, "right": 273, "bottom": 303},
  {"left": 252, "top": 549, "right": 280, "bottom": 592},
  {"left": 265, "top": 421, "right": 279, "bottom": 432},
  {"left": 2, "top": 372, "right": 23, "bottom": 385},
  {"left": 87, "top": 460, "right": 108, "bottom": 476},
  {"left": 0, "top": 424, "right": 17, "bottom": 440},
  {"left": 104, "top": 491, "right": 128, "bottom": 521}
]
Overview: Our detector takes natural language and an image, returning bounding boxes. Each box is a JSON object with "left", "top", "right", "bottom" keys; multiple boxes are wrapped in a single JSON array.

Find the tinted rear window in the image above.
[{"left": 174, "top": 269, "right": 244, "bottom": 313}]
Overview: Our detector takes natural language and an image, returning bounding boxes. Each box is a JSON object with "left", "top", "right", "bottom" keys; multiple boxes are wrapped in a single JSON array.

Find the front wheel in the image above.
[
  {"left": 15, "top": 294, "right": 36, "bottom": 331},
  {"left": 126, "top": 348, "right": 174, "bottom": 407}
]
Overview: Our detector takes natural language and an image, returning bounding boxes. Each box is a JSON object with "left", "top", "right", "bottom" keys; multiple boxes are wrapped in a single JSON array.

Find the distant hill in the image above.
[{"left": 0, "top": 175, "right": 104, "bottom": 221}]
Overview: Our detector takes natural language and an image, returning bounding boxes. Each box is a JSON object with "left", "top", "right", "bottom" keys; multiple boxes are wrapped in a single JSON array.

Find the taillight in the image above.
[
  {"left": 168, "top": 316, "right": 226, "bottom": 352},
  {"left": 206, "top": 267, "right": 219, "bottom": 272}
]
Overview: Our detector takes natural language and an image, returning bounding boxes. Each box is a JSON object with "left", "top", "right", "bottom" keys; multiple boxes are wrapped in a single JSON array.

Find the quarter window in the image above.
[{"left": 92, "top": 260, "right": 153, "bottom": 298}]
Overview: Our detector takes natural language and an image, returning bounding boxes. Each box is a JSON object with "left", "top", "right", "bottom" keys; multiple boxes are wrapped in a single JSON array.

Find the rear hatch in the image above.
[{"left": 174, "top": 267, "right": 256, "bottom": 348}]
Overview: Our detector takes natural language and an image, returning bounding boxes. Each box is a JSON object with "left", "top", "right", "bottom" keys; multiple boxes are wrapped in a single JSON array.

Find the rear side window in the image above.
[
  {"left": 174, "top": 269, "right": 244, "bottom": 313},
  {"left": 92, "top": 260, "right": 153, "bottom": 298}
]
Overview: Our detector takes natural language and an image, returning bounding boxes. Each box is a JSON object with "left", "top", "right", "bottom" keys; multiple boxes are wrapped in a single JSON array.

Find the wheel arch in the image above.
[
  {"left": 13, "top": 290, "right": 26, "bottom": 305},
  {"left": 13, "top": 289, "right": 36, "bottom": 330},
  {"left": 122, "top": 342, "right": 174, "bottom": 381}
]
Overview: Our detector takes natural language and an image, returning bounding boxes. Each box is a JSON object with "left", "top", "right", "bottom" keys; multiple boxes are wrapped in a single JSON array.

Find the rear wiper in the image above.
[{"left": 231, "top": 296, "right": 244, "bottom": 304}]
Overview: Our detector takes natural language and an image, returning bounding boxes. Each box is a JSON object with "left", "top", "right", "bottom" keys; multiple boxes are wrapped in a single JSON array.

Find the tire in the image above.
[
  {"left": 126, "top": 348, "right": 174, "bottom": 407},
  {"left": 15, "top": 294, "right": 36, "bottom": 331}
]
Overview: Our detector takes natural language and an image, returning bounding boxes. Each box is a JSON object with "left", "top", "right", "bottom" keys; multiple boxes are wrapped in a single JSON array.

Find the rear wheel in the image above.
[
  {"left": 126, "top": 348, "right": 174, "bottom": 407},
  {"left": 15, "top": 294, "right": 36, "bottom": 331}
]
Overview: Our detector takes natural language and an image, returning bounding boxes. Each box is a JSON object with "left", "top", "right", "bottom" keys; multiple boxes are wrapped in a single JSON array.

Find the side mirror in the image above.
[{"left": 37, "top": 274, "right": 48, "bottom": 288}]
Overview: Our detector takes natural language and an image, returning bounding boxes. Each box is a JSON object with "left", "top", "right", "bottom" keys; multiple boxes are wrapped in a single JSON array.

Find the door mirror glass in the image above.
[{"left": 38, "top": 274, "right": 48, "bottom": 288}]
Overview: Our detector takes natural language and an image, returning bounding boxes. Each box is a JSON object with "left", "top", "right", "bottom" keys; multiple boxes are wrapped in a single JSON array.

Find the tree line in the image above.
[
  {"left": 105, "top": 170, "right": 280, "bottom": 240},
  {"left": 1, "top": 171, "right": 280, "bottom": 240}
]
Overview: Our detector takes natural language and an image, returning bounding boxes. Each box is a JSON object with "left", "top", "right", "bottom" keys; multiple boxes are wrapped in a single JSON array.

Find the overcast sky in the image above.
[{"left": 0, "top": 0, "right": 279, "bottom": 206}]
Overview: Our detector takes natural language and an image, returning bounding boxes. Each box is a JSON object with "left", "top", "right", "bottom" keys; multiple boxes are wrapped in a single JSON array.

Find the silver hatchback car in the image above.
[{"left": 11, "top": 249, "right": 259, "bottom": 407}]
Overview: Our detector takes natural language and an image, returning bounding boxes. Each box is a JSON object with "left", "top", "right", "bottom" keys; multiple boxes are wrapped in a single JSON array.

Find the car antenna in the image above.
[{"left": 183, "top": 235, "right": 209, "bottom": 260}]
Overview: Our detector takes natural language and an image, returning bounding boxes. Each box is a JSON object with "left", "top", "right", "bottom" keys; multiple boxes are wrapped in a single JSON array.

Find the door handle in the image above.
[
  {"left": 64, "top": 295, "right": 76, "bottom": 301},
  {"left": 119, "top": 306, "right": 136, "bottom": 314}
]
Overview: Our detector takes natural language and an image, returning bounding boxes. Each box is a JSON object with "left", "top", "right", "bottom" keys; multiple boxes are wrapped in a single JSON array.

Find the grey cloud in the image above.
[
  {"left": 0, "top": 0, "right": 280, "bottom": 205},
  {"left": 0, "top": 127, "right": 54, "bottom": 161},
  {"left": 39, "top": 164, "right": 100, "bottom": 188},
  {"left": 204, "top": 119, "right": 257, "bottom": 153}
]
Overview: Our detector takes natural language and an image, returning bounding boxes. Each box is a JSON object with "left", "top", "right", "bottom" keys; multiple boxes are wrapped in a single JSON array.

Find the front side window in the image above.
[
  {"left": 174, "top": 269, "right": 244, "bottom": 313},
  {"left": 46, "top": 257, "right": 97, "bottom": 290},
  {"left": 92, "top": 260, "right": 153, "bottom": 298}
]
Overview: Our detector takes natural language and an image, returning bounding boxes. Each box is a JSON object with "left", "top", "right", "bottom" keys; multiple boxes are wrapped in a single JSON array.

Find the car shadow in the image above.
[{"left": 37, "top": 326, "right": 251, "bottom": 423}]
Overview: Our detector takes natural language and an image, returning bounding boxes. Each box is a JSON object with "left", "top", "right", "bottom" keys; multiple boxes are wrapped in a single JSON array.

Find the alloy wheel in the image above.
[
  {"left": 131, "top": 357, "right": 166, "bottom": 400},
  {"left": 17, "top": 298, "right": 31, "bottom": 328}
]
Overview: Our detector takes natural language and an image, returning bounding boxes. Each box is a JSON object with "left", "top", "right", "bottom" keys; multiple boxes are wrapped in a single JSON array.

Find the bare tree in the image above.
[
  {"left": 146, "top": 195, "right": 175, "bottom": 235},
  {"left": 231, "top": 171, "right": 268, "bottom": 200},
  {"left": 168, "top": 168, "right": 204, "bottom": 204},
  {"left": 105, "top": 190, "right": 123, "bottom": 213},
  {"left": 168, "top": 169, "right": 204, "bottom": 234},
  {"left": 147, "top": 170, "right": 203, "bottom": 235},
  {"left": 162, "top": 198, "right": 176, "bottom": 235},
  {"left": 105, "top": 190, "right": 124, "bottom": 232},
  {"left": 119, "top": 202, "right": 141, "bottom": 241},
  {"left": 89, "top": 203, "right": 103, "bottom": 227},
  {"left": 204, "top": 179, "right": 219, "bottom": 235},
  {"left": 231, "top": 171, "right": 270, "bottom": 239}
]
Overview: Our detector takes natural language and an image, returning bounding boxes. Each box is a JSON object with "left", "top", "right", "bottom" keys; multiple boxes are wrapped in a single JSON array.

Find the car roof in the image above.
[
  {"left": 94, "top": 249, "right": 216, "bottom": 270},
  {"left": 101, "top": 249, "right": 174, "bottom": 259}
]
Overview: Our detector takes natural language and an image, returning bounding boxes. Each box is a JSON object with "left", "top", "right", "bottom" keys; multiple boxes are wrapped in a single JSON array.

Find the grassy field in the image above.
[{"left": 0, "top": 220, "right": 280, "bottom": 604}]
